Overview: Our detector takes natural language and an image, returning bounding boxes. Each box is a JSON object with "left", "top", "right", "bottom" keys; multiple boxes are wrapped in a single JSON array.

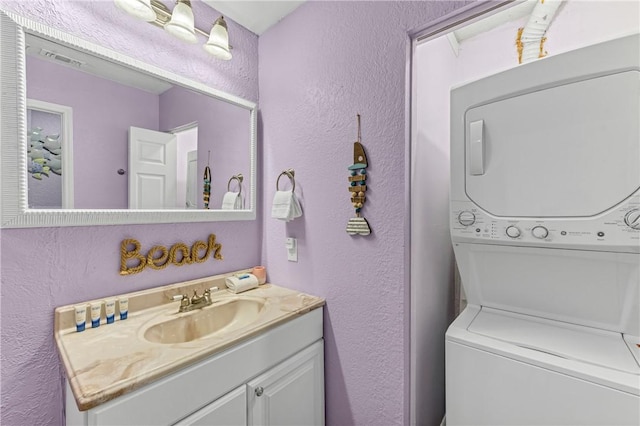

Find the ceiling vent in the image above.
[{"left": 38, "top": 48, "right": 85, "bottom": 68}]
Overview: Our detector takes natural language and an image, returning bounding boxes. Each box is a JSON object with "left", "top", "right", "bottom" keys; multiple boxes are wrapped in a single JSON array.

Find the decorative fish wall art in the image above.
[
  {"left": 27, "top": 127, "right": 62, "bottom": 179},
  {"left": 346, "top": 114, "right": 372, "bottom": 236},
  {"left": 203, "top": 151, "right": 211, "bottom": 209}
]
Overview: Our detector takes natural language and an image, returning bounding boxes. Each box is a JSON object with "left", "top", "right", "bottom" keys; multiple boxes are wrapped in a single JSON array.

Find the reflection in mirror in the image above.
[
  {"left": 1, "top": 10, "right": 256, "bottom": 228},
  {"left": 25, "top": 33, "right": 251, "bottom": 211},
  {"left": 26, "top": 99, "right": 73, "bottom": 209},
  {"left": 221, "top": 173, "right": 245, "bottom": 210}
]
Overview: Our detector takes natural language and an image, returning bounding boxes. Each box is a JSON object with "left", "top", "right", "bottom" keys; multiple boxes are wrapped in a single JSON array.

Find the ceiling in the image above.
[
  {"left": 451, "top": 0, "right": 537, "bottom": 44},
  {"left": 204, "top": 0, "right": 535, "bottom": 38},
  {"left": 203, "top": 1, "right": 306, "bottom": 35}
]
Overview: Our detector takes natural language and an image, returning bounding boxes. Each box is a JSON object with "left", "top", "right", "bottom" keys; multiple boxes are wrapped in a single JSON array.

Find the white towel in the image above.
[
  {"left": 271, "top": 190, "right": 303, "bottom": 222},
  {"left": 221, "top": 191, "right": 243, "bottom": 210},
  {"left": 225, "top": 273, "right": 259, "bottom": 294}
]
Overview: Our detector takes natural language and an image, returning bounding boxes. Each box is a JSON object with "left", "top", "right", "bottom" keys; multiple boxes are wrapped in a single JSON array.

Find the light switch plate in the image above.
[{"left": 286, "top": 237, "right": 297, "bottom": 262}]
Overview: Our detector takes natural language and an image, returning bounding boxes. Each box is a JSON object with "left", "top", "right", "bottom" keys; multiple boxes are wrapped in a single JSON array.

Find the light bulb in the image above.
[
  {"left": 114, "top": 0, "right": 156, "bottom": 22},
  {"left": 165, "top": 0, "right": 197, "bottom": 44},
  {"left": 204, "top": 16, "right": 232, "bottom": 60}
]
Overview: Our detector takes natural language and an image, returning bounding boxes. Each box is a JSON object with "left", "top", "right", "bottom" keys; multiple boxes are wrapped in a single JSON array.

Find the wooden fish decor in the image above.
[
  {"left": 347, "top": 114, "right": 372, "bottom": 236},
  {"left": 203, "top": 151, "right": 211, "bottom": 209},
  {"left": 203, "top": 166, "right": 211, "bottom": 209}
]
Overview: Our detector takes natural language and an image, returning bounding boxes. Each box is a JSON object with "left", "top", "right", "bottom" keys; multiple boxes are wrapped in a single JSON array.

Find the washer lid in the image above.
[
  {"left": 465, "top": 70, "right": 640, "bottom": 217},
  {"left": 468, "top": 307, "right": 640, "bottom": 375}
]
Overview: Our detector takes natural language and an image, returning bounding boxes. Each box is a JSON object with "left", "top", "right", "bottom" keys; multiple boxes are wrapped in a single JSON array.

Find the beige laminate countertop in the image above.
[{"left": 54, "top": 272, "right": 325, "bottom": 411}]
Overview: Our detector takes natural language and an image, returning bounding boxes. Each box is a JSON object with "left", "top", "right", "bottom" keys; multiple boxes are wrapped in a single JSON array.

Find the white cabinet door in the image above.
[
  {"left": 174, "top": 386, "right": 246, "bottom": 426},
  {"left": 248, "top": 341, "right": 324, "bottom": 426},
  {"left": 79, "top": 310, "right": 323, "bottom": 426}
]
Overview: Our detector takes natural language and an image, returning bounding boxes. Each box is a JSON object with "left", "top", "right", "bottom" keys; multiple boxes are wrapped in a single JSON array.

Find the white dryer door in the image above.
[{"left": 465, "top": 70, "right": 640, "bottom": 217}]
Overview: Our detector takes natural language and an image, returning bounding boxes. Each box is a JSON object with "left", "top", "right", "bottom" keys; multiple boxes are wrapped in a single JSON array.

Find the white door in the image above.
[
  {"left": 128, "top": 126, "right": 177, "bottom": 209},
  {"left": 174, "top": 386, "right": 246, "bottom": 426},
  {"left": 247, "top": 341, "right": 325, "bottom": 426},
  {"left": 186, "top": 150, "right": 198, "bottom": 209}
]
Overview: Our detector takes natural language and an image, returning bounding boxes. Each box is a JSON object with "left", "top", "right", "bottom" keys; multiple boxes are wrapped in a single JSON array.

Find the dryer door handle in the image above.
[{"left": 469, "top": 120, "right": 485, "bottom": 175}]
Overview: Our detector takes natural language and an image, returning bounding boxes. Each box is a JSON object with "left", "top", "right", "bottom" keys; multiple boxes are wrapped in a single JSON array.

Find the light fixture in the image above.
[
  {"left": 164, "top": 0, "right": 197, "bottom": 44},
  {"left": 204, "top": 16, "right": 232, "bottom": 61},
  {"left": 114, "top": 0, "right": 233, "bottom": 59},
  {"left": 114, "top": 0, "right": 156, "bottom": 22}
]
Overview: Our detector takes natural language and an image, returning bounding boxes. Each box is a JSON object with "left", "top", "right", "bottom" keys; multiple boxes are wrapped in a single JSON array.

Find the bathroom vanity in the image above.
[{"left": 56, "top": 273, "right": 325, "bottom": 426}]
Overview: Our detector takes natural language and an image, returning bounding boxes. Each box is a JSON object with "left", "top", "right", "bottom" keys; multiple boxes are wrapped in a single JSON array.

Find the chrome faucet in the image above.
[{"left": 178, "top": 289, "right": 212, "bottom": 313}]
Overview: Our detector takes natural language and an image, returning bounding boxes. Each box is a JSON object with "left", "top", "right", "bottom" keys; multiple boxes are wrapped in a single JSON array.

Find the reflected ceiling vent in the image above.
[{"left": 38, "top": 48, "right": 85, "bottom": 68}]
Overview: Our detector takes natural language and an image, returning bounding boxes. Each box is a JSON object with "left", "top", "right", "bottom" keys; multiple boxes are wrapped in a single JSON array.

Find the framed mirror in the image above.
[{"left": 1, "top": 10, "right": 257, "bottom": 228}]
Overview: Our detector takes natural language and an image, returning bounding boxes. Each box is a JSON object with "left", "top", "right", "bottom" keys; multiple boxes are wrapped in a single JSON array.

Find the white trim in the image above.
[
  {"left": 168, "top": 121, "right": 198, "bottom": 134},
  {"left": 412, "top": 1, "right": 519, "bottom": 43},
  {"left": 446, "top": 33, "right": 460, "bottom": 57},
  {"left": 1, "top": 10, "right": 257, "bottom": 228},
  {"left": 27, "top": 98, "right": 74, "bottom": 209}
]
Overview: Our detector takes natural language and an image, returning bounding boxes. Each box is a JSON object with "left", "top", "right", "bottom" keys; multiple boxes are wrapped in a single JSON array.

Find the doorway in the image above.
[
  {"left": 26, "top": 99, "right": 74, "bottom": 209},
  {"left": 127, "top": 123, "right": 198, "bottom": 209},
  {"left": 409, "top": 1, "right": 639, "bottom": 424}
]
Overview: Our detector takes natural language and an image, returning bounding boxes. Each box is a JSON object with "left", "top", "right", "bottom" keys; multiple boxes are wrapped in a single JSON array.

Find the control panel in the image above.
[{"left": 451, "top": 194, "right": 640, "bottom": 253}]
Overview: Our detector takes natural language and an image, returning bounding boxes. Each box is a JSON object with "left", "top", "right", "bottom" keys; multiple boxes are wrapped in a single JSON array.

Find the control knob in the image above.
[
  {"left": 624, "top": 209, "right": 640, "bottom": 230},
  {"left": 505, "top": 226, "right": 521, "bottom": 239},
  {"left": 457, "top": 211, "right": 476, "bottom": 226},
  {"left": 532, "top": 226, "right": 549, "bottom": 239}
]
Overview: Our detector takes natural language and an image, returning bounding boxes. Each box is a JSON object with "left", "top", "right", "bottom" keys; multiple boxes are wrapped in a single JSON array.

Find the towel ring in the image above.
[
  {"left": 227, "top": 174, "right": 244, "bottom": 195},
  {"left": 276, "top": 169, "right": 295, "bottom": 192}
]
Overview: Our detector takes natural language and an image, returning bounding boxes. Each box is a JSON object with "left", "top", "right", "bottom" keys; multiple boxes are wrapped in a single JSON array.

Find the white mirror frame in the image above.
[{"left": 1, "top": 11, "right": 257, "bottom": 228}]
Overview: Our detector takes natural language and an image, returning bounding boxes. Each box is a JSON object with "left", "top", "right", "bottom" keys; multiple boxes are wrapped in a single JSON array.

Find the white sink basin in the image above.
[{"left": 143, "top": 298, "right": 266, "bottom": 344}]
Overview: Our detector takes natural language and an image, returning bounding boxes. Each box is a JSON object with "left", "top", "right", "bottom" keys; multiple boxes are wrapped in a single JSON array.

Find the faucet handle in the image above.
[{"left": 180, "top": 294, "right": 190, "bottom": 307}]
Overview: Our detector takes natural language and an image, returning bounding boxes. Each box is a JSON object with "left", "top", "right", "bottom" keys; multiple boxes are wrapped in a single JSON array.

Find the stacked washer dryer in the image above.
[{"left": 446, "top": 34, "right": 640, "bottom": 425}]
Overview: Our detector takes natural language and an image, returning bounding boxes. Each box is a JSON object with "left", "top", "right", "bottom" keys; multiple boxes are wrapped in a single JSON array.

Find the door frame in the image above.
[
  {"left": 27, "top": 98, "right": 74, "bottom": 208},
  {"left": 169, "top": 122, "right": 199, "bottom": 210},
  {"left": 407, "top": 2, "right": 520, "bottom": 425},
  {"left": 185, "top": 150, "right": 198, "bottom": 209}
]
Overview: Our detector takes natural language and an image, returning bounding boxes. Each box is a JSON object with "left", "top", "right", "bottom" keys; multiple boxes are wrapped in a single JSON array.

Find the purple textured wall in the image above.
[
  {"left": 259, "top": 2, "right": 469, "bottom": 425},
  {"left": 1, "top": 0, "right": 476, "bottom": 424},
  {"left": 0, "top": 1, "right": 258, "bottom": 425},
  {"left": 27, "top": 55, "right": 160, "bottom": 209},
  {"left": 5, "top": 0, "right": 257, "bottom": 102},
  {"left": 159, "top": 86, "right": 251, "bottom": 210}
]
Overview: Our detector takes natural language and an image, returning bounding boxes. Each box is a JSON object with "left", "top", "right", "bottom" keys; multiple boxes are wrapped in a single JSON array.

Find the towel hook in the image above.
[
  {"left": 227, "top": 173, "right": 244, "bottom": 195},
  {"left": 276, "top": 169, "right": 295, "bottom": 192}
]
